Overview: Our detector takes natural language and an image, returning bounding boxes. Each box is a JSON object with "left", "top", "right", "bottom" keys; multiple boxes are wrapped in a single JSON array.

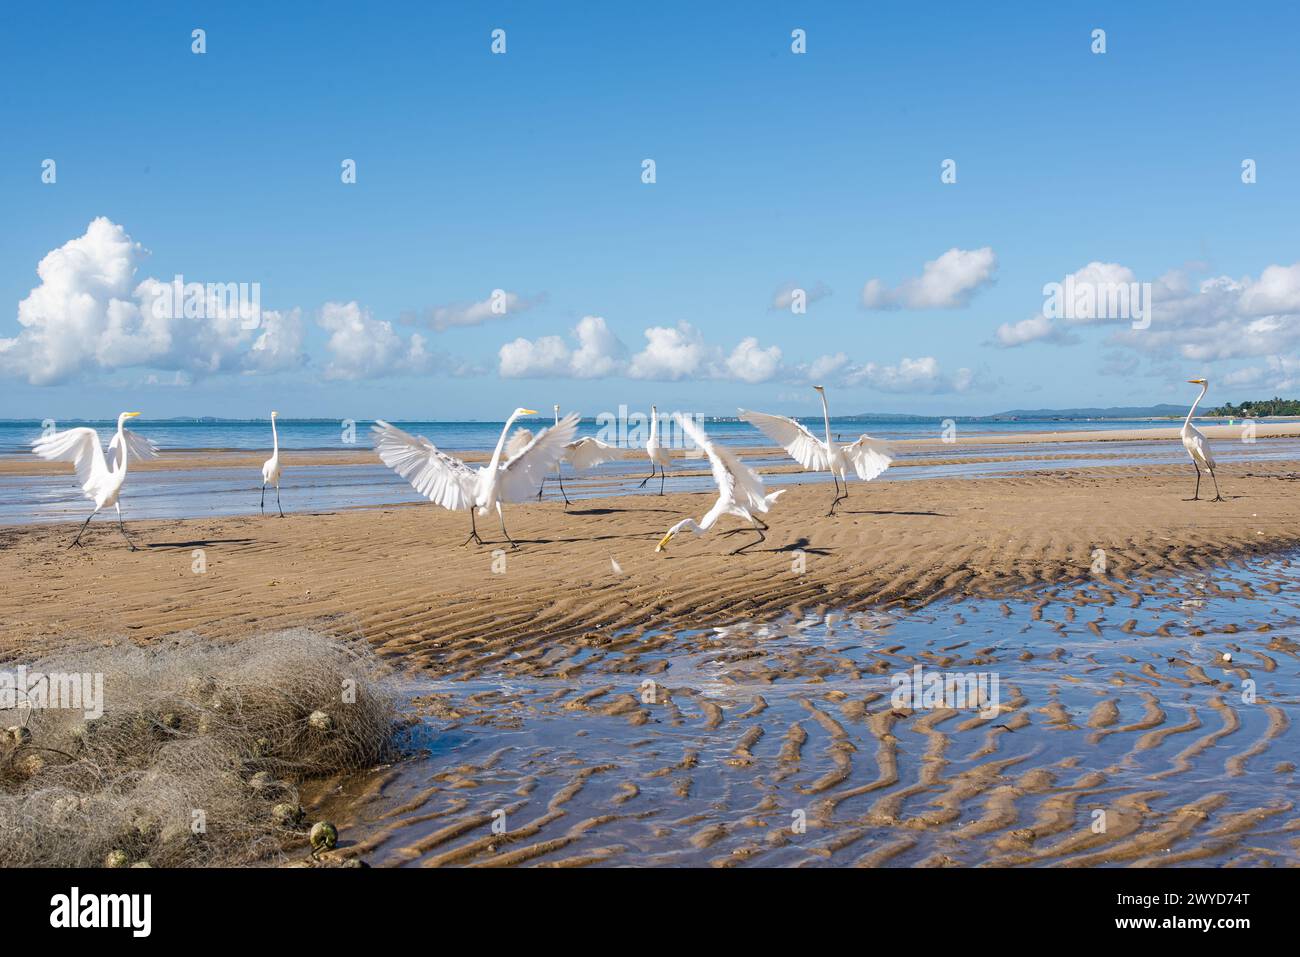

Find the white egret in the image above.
[
  {"left": 536, "top": 404, "right": 624, "bottom": 507},
  {"left": 1181, "top": 378, "right": 1223, "bottom": 502},
  {"left": 372, "top": 408, "right": 578, "bottom": 547},
  {"left": 261, "top": 410, "right": 283, "bottom": 517},
  {"left": 31, "top": 412, "right": 159, "bottom": 549},
  {"left": 636, "top": 404, "right": 673, "bottom": 494},
  {"left": 655, "top": 413, "right": 785, "bottom": 555},
  {"left": 740, "top": 385, "right": 892, "bottom": 515}
]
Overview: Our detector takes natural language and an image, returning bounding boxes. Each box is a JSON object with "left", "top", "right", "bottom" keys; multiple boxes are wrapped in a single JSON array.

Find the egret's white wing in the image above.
[
  {"left": 505, "top": 427, "right": 535, "bottom": 460},
  {"left": 32, "top": 427, "right": 107, "bottom": 496},
  {"left": 495, "top": 413, "right": 580, "bottom": 502},
  {"left": 564, "top": 436, "right": 624, "bottom": 471},
  {"left": 842, "top": 434, "right": 893, "bottom": 481},
  {"left": 738, "top": 409, "right": 830, "bottom": 471},
  {"left": 372, "top": 420, "right": 476, "bottom": 511},
  {"left": 1183, "top": 425, "right": 1215, "bottom": 471},
  {"left": 106, "top": 428, "right": 160, "bottom": 472},
  {"left": 676, "top": 414, "right": 768, "bottom": 512}
]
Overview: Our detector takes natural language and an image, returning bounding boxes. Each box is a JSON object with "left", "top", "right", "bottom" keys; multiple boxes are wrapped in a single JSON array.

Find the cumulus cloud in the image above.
[
  {"left": 992, "top": 314, "right": 1078, "bottom": 348},
  {"left": 409, "top": 290, "right": 547, "bottom": 331},
  {"left": 626, "top": 322, "right": 712, "bottom": 380},
  {"left": 0, "top": 218, "right": 303, "bottom": 384},
  {"left": 498, "top": 319, "right": 785, "bottom": 383},
  {"left": 243, "top": 308, "right": 306, "bottom": 373},
  {"left": 498, "top": 316, "right": 628, "bottom": 379},
  {"left": 724, "top": 337, "right": 782, "bottom": 383},
  {"left": 862, "top": 247, "right": 997, "bottom": 310},
  {"left": 318, "top": 300, "right": 477, "bottom": 380},
  {"left": 1108, "top": 262, "right": 1300, "bottom": 362},
  {"left": 795, "top": 353, "right": 980, "bottom": 394}
]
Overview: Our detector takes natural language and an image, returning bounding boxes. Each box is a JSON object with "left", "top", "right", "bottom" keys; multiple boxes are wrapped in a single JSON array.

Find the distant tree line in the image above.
[{"left": 1212, "top": 397, "right": 1300, "bottom": 417}]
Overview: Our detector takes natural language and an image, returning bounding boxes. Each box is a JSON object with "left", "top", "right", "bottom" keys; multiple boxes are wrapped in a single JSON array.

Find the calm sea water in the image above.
[{"left": 0, "top": 416, "right": 1196, "bottom": 455}]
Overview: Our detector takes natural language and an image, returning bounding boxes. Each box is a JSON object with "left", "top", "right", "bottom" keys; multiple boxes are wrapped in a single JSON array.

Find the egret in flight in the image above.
[
  {"left": 637, "top": 404, "right": 672, "bottom": 494},
  {"left": 536, "top": 404, "right": 623, "bottom": 507},
  {"left": 655, "top": 413, "right": 784, "bottom": 556},
  {"left": 31, "top": 412, "right": 159, "bottom": 549},
  {"left": 1181, "top": 378, "right": 1223, "bottom": 502},
  {"left": 740, "top": 385, "right": 892, "bottom": 515},
  {"left": 373, "top": 408, "right": 577, "bottom": 547},
  {"left": 261, "top": 410, "right": 283, "bottom": 517}
]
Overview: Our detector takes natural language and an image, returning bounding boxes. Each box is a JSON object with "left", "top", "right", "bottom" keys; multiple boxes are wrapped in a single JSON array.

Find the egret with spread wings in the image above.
[
  {"left": 1182, "top": 378, "right": 1223, "bottom": 502},
  {"left": 372, "top": 408, "right": 578, "bottom": 547},
  {"left": 536, "top": 404, "right": 624, "bottom": 507},
  {"left": 31, "top": 411, "right": 159, "bottom": 549},
  {"left": 740, "top": 384, "right": 892, "bottom": 515},
  {"left": 655, "top": 413, "right": 784, "bottom": 556}
]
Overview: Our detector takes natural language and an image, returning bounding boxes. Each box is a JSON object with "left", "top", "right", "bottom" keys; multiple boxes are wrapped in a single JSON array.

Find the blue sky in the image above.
[{"left": 2, "top": 1, "right": 1298, "bottom": 420}]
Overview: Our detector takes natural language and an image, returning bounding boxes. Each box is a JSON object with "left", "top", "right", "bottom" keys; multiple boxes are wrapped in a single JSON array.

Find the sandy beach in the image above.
[{"left": 3, "top": 432, "right": 1299, "bottom": 868}]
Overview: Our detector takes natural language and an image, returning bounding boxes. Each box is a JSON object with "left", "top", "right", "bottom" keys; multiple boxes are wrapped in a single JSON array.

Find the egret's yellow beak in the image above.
[
  {"left": 125, "top": 411, "right": 142, "bottom": 418},
  {"left": 655, "top": 531, "right": 675, "bottom": 552},
  {"left": 1187, "top": 378, "right": 1206, "bottom": 385},
  {"left": 521, "top": 409, "right": 539, "bottom": 416}
]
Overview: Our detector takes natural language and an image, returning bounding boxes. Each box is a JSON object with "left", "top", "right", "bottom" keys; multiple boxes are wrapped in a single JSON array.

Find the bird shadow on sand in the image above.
[
  {"left": 838, "top": 508, "right": 949, "bottom": 517},
  {"left": 771, "top": 537, "right": 831, "bottom": 556},
  {"left": 144, "top": 538, "right": 258, "bottom": 548},
  {"left": 563, "top": 506, "right": 678, "bottom": 516}
]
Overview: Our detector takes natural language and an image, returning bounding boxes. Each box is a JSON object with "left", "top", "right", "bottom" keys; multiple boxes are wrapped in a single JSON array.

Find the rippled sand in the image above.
[{"left": 303, "top": 560, "right": 1299, "bottom": 867}]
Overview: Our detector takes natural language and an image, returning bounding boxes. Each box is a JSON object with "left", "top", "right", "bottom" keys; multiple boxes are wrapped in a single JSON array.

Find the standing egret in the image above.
[
  {"left": 1182, "top": 378, "right": 1223, "bottom": 502},
  {"left": 261, "top": 410, "right": 283, "bottom": 518},
  {"left": 636, "top": 404, "right": 672, "bottom": 494},
  {"left": 655, "top": 413, "right": 785, "bottom": 555},
  {"left": 31, "top": 412, "right": 159, "bottom": 549},
  {"left": 373, "top": 408, "right": 577, "bottom": 547},
  {"left": 536, "top": 405, "right": 624, "bottom": 507},
  {"left": 740, "top": 385, "right": 892, "bottom": 515}
]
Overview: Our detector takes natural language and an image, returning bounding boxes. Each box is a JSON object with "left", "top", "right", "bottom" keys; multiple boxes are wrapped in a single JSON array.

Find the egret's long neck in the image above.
[
  {"left": 649, "top": 409, "right": 658, "bottom": 444},
  {"left": 488, "top": 411, "right": 521, "bottom": 470},
  {"left": 271, "top": 417, "right": 279, "bottom": 456},
  {"left": 1184, "top": 384, "right": 1207, "bottom": 430},
  {"left": 818, "top": 391, "right": 833, "bottom": 449},
  {"left": 116, "top": 419, "right": 128, "bottom": 473}
]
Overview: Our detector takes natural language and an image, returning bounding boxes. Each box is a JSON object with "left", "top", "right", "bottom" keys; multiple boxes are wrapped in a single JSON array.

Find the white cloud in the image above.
[
  {"left": 498, "top": 315, "right": 627, "bottom": 379},
  {"left": 992, "top": 314, "right": 1077, "bottom": 348},
  {"left": 626, "top": 322, "right": 711, "bottom": 380},
  {"left": 318, "top": 300, "right": 478, "bottom": 380},
  {"left": 417, "top": 290, "right": 546, "bottom": 331},
  {"left": 243, "top": 308, "right": 306, "bottom": 373},
  {"left": 0, "top": 218, "right": 302, "bottom": 384},
  {"left": 497, "top": 319, "right": 785, "bottom": 383},
  {"left": 724, "top": 337, "right": 782, "bottom": 383},
  {"left": 797, "top": 353, "right": 980, "bottom": 394},
  {"left": 862, "top": 247, "right": 997, "bottom": 310},
  {"left": 1219, "top": 356, "right": 1300, "bottom": 392}
]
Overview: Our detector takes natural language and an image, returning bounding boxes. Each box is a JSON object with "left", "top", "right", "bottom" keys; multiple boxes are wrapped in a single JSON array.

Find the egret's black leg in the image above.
[
  {"left": 462, "top": 510, "right": 484, "bottom": 546},
  {"left": 537, "top": 477, "right": 546, "bottom": 502},
  {"left": 260, "top": 484, "right": 266, "bottom": 513},
  {"left": 827, "top": 473, "right": 842, "bottom": 516},
  {"left": 116, "top": 506, "right": 138, "bottom": 551},
  {"left": 1185, "top": 465, "right": 1202, "bottom": 502},
  {"left": 659, "top": 466, "right": 665, "bottom": 495},
  {"left": 558, "top": 470, "right": 571, "bottom": 507},
  {"left": 637, "top": 464, "right": 655, "bottom": 488},
  {"left": 498, "top": 508, "right": 518, "bottom": 549},
  {"left": 69, "top": 512, "right": 95, "bottom": 548},
  {"left": 1210, "top": 468, "right": 1224, "bottom": 502},
  {"left": 731, "top": 523, "right": 765, "bottom": 555},
  {"left": 276, "top": 484, "right": 284, "bottom": 518}
]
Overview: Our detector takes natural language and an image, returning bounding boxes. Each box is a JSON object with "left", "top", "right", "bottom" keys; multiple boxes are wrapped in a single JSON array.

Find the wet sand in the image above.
[{"left": 1, "top": 457, "right": 1299, "bottom": 663}]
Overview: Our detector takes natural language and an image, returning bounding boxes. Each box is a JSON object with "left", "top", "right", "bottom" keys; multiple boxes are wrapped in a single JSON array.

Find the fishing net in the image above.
[{"left": 0, "top": 629, "right": 397, "bottom": 867}]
